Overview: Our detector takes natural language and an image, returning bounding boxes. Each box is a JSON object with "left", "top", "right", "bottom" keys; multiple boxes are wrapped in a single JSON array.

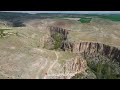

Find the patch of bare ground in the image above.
[{"left": 44, "top": 54, "right": 87, "bottom": 79}]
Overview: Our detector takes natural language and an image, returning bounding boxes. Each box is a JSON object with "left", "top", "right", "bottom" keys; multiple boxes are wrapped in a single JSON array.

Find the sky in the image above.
[{"left": 2, "top": 11, "right": 120, "bottom": 14}]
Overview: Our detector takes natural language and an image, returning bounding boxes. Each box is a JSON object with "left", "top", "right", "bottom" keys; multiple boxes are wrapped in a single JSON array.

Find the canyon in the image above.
[
  {"left": 0, "top": 12, "right": 120, "bottom": 79},
  {"left": 47, "top": 26, "right": 120, "bottom": 64}
]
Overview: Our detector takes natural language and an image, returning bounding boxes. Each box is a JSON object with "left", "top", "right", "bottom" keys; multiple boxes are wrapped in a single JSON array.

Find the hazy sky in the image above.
[{"left": 2, "top": 11, "right": 120, "bottom": 14}]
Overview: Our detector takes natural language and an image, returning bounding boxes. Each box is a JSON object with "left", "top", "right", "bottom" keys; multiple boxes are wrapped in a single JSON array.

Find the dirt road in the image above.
[{"left": 43, "top": 51, "right": 58, "bottom": 79}]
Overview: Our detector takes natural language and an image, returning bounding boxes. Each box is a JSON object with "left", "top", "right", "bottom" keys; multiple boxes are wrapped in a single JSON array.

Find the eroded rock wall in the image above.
[
  {"left": 49, "top": 26, "right": 69, "bottom": 40},
  {"left": 48, "top": 26, "right": 120, "bottom": 63},
  {"left": 61, "top": 41, "right": 120, "bottom": 63}
]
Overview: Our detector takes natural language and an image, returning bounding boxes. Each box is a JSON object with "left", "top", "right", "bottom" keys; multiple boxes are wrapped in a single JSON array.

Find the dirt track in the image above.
[{"left": 43, "top": 51, "right": 58, "bottom": 79}]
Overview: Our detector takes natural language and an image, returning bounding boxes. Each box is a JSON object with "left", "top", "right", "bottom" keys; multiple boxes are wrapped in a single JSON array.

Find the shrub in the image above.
[
  {"left": 52, "top": 33, "right": 63, "bottom": 49},
  {"left": 78, "top": 17, "right": 92, "bottom": 23}
]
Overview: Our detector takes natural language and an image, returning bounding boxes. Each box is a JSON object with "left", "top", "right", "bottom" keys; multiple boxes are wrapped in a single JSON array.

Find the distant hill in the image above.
[{"left": 1, "top": 12, "right": 120, "bottom": 27}]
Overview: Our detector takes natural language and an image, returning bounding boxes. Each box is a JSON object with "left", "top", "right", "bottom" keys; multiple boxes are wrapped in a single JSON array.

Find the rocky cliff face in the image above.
[
  {"left": 46, "top": 55, "right": 87, "bottom": 79},
  {"left": 49, "top": 26, "right": 69, "bottom": 40},
  {"left": 47, "top": 26, "right": 120, "bottom": 64},
  {"left": 64, "top": 56, "right": 87, "bottom": 74},
  {"left": 61, "top": 41, "right": 120, "bottom": 63},
  {"left": 43, "top": 26, "right": 70, "bottom": 49}
]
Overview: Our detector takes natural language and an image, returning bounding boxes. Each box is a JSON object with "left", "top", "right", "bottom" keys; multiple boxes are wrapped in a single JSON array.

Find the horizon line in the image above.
[{"left": 1, "top": 11, "right": 120, "bottom": 14}]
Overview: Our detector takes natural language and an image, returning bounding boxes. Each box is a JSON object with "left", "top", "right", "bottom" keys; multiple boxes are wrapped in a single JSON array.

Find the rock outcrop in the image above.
[
  {"left": 64, "top": 56, "right": 87, "bottom": 74},
  {"left": 46, "top": 55, "right": 87, "bottom": 79},
  {"left": 61, "top": 41, "right": 120, "bottom": 63},
  {"left": 49, "top": 26, "right": 69, "bottom": 40}
]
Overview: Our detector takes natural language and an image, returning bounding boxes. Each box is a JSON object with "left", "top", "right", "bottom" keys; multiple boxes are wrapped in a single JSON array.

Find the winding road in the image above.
[
  {"left": 35, "top": 50, "right": 58, "bottom": 79},
  {"left": 35, "top": 50, "right": 84, "bottom": 79},
  {"left": 43, "top": 51, "right": 58, "bottom": 79}
]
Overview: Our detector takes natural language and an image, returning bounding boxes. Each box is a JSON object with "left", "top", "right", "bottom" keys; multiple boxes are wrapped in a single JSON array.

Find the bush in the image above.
[
  {"left": 52, "top": 33, "right": 63, "bottom": 49},
  {"left": 43, "top": 33, "right": 63, "bottom": 50}
]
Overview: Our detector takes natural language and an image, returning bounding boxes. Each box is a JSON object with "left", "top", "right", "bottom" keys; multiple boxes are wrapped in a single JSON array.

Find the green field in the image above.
[
  {"left": 78, "top": 17, "right": 92, "bottom": 23},
  {"left": 83, "top": 14, "right": 120, "bottom": 21},
  {"left": 98, "top": 15, "right": 120, "bottom": 21}
]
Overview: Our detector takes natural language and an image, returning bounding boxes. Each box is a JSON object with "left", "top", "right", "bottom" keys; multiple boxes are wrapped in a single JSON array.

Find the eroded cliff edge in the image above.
[{"left": 46, "top": 26, "right": 120, "bottom": 64}]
